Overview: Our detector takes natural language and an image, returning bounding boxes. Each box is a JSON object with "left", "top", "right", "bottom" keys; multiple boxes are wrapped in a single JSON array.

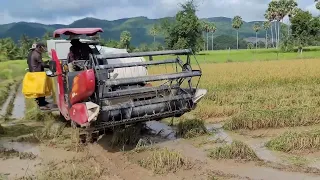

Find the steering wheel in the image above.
[
  {"left": 72, "top": 60, "right": 91, "bottom": 70},
  {"left": 72, "top": 60, "right": 84, "bottom": 69}
]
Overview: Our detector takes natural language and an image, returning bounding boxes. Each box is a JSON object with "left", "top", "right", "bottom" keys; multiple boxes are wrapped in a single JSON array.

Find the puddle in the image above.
[
  {"left": 0, "top": 140, "right": 41, "bottom": 179},
  {"left": 206, "top": 123, "right": 233, "bottom": 144},
  {"left": 11, "top": 84, "right": 25, "bottom": 120},
  {"left": 246, "top": 139, "right": 283, "bottom": 163},
  {"left": 0, "top": 157, "right": 40, "bottom": 179},
  {"left": 209, "top": 160, "right": 320, "bottom": 180},
  {"left": 158, "top": 138, "right": 320, "bottom": 180},
  {"left": 0, "top": 86, "right": 15, "bottom": 117},
  {"left": 0, "top": 140, "right": 40, "bottom": 156},
  {"left": 206, "top": 123, "right": 282, "bottom": 164},
  {"left": 145, "top": 121, "right": 176, "bottom": 140}
]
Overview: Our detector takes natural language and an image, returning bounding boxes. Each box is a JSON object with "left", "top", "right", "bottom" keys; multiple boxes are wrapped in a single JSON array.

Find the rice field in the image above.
[
  {"left": 2, "top": 49, "right": 320, "bottom": 179},
  {"left": 149, "top": 52, "right": 320, "bottom": 166},
  {"left": 0, "top": 60, "right": 26, "bottom": 108}
]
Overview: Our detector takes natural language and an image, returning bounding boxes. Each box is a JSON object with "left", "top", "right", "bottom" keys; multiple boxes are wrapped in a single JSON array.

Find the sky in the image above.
[{"left": 0, "top": 0, "right": 318, "bottom": 25}]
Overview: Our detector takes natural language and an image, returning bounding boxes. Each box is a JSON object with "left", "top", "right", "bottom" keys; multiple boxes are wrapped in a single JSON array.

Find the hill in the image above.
[{"left": 0, "top": 16, "right": 271, "bottom": 46}]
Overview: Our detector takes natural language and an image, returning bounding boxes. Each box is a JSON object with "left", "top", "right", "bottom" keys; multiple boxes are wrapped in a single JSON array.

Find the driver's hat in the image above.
[{"left": 29, "top": 43, "right": 37, "bottom": 50}]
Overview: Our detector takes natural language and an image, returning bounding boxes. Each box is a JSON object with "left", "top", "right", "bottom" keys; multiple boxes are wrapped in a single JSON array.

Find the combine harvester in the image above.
[{"left": 41, "top": 28, "right": 207, "bottom": 142}]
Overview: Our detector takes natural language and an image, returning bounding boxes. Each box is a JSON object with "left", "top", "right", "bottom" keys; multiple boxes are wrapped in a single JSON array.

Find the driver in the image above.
[{"left": 67, "top": 38, "right": 93, "bottom": 71}]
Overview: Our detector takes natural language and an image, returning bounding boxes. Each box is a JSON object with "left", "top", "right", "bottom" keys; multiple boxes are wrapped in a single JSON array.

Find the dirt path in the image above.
[{"left": 1, "top": 125, "right": 320, "bottom": 180}]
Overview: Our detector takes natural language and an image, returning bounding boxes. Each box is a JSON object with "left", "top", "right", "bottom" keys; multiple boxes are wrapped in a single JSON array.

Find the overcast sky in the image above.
[{"left": 0, "top": 0, "right": 318, "bottom": 24}]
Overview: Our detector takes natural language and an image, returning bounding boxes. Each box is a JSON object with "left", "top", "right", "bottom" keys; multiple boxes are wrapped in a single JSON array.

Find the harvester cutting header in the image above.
[{"left": 23, "top": 27, "right": 207, "bottom": 142}]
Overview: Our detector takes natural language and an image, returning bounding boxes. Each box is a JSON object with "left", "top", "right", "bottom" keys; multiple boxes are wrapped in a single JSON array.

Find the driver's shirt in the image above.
[
  {"left": 29, "top": 49, "right": 45, "bottom": 72},
  {"left": 67, "top": 51, "right": 75, "bottom": 63}
]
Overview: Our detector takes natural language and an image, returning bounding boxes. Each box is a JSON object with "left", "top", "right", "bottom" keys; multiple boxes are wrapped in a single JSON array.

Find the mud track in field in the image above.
[
  {"left": 1, "top": 87, "right": 320, "bottom": 179},
  {"left": 1, "top": 120, "right": 320, "bottom": 180}
]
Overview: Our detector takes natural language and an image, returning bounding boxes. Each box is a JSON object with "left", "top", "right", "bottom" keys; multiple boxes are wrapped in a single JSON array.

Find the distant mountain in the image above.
[{"left": 0, "top": 16, "right": 270, "bottom": 46}]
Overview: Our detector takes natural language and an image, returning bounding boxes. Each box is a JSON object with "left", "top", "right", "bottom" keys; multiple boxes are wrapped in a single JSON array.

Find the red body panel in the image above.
[
  {"left": 69, "top": 70, "right": 96, "bottom": 105},
  {"left": 51, "top": 49, "right": 70, "bottom": 120},
  {"left": 69, "top": 103, "right": 89, "bottom": 125},
  {"left": 53, "top": 28, "right": 103, "bottom": 38}
]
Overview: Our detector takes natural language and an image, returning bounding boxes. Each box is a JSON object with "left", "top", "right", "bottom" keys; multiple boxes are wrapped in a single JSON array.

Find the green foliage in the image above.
[
  {"left": 280, "top": 34, "right": 295, "bottom": 52},
  {"left": 253, "top": 23, "right": 261, "bottom": 33},
  {"left": 139, "top": 43, "right": 149, "bottom": 52},
  {"left": 119, "top": 30, "right": 131, "bottom": 49},
  {"left": 232, "top": 16, "right": 243, "bottom": 30},
  {"left": 0, "top": 17, "right": 294, "bottom": 49},
  {"left": 18, "top": 34, "right": 33, "bottom": 58},
  {"left": 247, "top": 43, "right": 254, "bottom": 49},
  {"left": 212, "top": 35, "right": 247, "bottom": 50},
  {"left": 103, "top": 39, "right": 119, "bottom": 48},
  {"left": 151, "top": 42, "right": 164, "bottom": 51},
  {"left": 162, "top": 0, "right": 203, "bottom": 53},
  {"left": 291, "top": 9, "right": 319, "bottom": 49},
  {"left": 232, "top": 16, "right": 243, "bottom": 49},
  {"left": 263, "top": 21, "right": 271, "bottom": 30},
  {"left": 42, "top": 31, "right": 52, "bottom": 41},
  {"left": 149, "top": 24, "right": 160, "bottom": 43},
  {"left": 0, "top": 38, "right": 19, "bottom": 60}
]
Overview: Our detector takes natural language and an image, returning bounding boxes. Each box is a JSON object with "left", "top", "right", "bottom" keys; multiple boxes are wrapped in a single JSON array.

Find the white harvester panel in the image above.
[
  {"left": 46, "top": 40, "right": 148, "bottom": 78},
  {"left": 47, "top": 39, "right": 71, "bottom": 60},
  {"left": 97, "top": 46, "right": 148, "bottom": 78}
]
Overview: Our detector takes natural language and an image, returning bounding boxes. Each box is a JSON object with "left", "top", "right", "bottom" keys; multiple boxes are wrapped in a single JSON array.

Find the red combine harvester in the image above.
[{"left": 45, "top": 28, "right": 207, "bottom": 142}]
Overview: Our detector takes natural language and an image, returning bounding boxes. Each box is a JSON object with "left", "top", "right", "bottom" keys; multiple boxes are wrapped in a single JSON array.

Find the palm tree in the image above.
[
  {"left": 266, "top": 0, "right": 297, "bottom": 49},
  {"left": 200, "top": 21, "right": 208, "bottom": 51},
  {"left": 149, "top": 24, "right": 158, "bottom": 44},
  {"left": 263, "top": 21, "right": 271, "bottom": 48},
  {"left": 205, "top": 23, "right": 212, "bottom": 51},
  {"left": 268, "top": 0, "right": 280, "bottom": 48},
  {"left": 286, "top": 0, "right": 298, "bottom": 36},
  {"left": 264, "top": 12, "right": 275, "bottom": 48},
  {"left": 232, "top": 16, "right": 243, "bottom": 50},
  {"left": 267, "top": 0, "right": 288, "bottom": 49},
  {"left": 253, "top": 23, "right": 261, "bottom": 49},
  {"left": 210, "top": 23, "right": 217, "bottom": 51}
]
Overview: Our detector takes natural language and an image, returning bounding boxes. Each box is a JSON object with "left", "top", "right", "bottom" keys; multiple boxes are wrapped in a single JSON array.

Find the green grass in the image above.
[
  {"left": 152, "top": 46, "right": 320, "bottom": 64},
  {"left": 0, "top": 124, "right": 41, "bottom": 137},
  {"left": 0, "top": 60, "right": 26, "bottom": 107},
  {"left": 196, "top": 47, "right": 320, "bottom": 63}
]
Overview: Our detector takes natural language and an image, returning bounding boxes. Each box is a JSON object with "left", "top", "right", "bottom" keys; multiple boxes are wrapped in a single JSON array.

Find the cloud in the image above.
[
  {"left": 305, "top": 2, "right": 320, "bottom": 16},
  {"left": 0, "top": 0, "right": 318, "bottom": 24}
]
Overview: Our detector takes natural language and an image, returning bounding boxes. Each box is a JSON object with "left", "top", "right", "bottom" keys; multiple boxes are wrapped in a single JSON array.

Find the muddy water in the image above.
[
  {"left": 11, "top": 83, "right": 25, "bottom": 120},
  {"left": 0, "top": 140, "right": 41, "bottom": 179},
  {"left": 0, "top": 140, "right": 85, "bottom": 179},
  {"left": 146, "top": 121, "right": 176, "bottom": 140},
  {"left": 1, "top": 141, "right": 40, "bottom": 155},
  {"left": 0, "top": 156, "right": 41, "bottom": 179},
  {"left": 209, "top": 161, "right": 320, "bottom": 180},
  {"left": 158, "top": 139, "right": 320, "bottom": 180},
  {"left": 0, "top": 86, "right": 15, "bottom": 117},
  {"left": 206, "top": 123, "right": 284, "bottom": 164},
  {"left": 206, "top": 123, "right": 232, "bottom": 144}
]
